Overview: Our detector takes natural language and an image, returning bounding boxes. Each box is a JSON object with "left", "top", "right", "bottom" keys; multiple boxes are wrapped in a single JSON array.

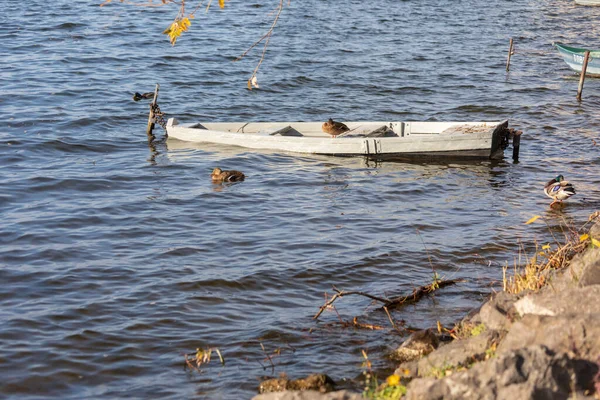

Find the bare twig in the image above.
[
  {"left": 313, "top": 288, "right": 388, "bottom": 320},
  {"left": 260, "top": 342, "right": 275, "bottom": 371},
  {"left": 352, "top": 317, "right": 384, "bottom": 330},
  {"left": 382, "top": 305, "right": 402, "bottom": 332},
  {"left": 416, "top": 228, "right": 436, "bottom": 275},
  {"left": 233, "top": 0, "right": 285, "bottom": 87}
]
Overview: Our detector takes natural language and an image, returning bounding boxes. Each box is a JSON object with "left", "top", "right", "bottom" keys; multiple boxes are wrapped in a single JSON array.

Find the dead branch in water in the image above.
[
  {"left": 313, "top": 279, "right": 465, "bottom": 321},
  {"left": 384, "top": 278, "right": 464, "bottom": 310}
]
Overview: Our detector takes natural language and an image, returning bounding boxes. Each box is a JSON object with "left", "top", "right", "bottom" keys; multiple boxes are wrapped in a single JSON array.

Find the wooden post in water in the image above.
[
  {"left": 512, "top": 130, "right": 522, "bottom": 162},
  {"left": 576, "top": 51, "right": 590, "bottom": 102},
  {"left": 146, "top": 83, "right": 160, "bottom": 136},
  {"left": 506, "top": 38, "right": 514, "bottom": 72}
]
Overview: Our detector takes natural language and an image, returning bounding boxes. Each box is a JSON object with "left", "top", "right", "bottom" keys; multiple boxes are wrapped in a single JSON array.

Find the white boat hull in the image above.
[
  {"left": 575, "top": 0, "right": 600, "bottom": 5},
  {"left": 166, "top": 119, "right": 511, "bottom": 160}
]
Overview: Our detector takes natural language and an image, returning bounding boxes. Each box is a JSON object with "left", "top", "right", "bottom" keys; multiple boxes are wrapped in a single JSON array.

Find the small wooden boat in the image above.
[
  {"left": 555, "top": 42, "right": 600, "bottom": 76},
  {"left": 166, "top": 118, "right": 516, "bottom": 160},
  {"left": 575, "top": 0, "right": 600, "bottom": 5}
]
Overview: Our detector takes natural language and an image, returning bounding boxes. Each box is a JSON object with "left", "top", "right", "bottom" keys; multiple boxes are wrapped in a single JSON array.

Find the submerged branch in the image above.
[
  {"left": 384, "top": 278, "right": 465, "bottom": 310},
  {"left": 313, "top": 279, "right": 465, "bottom": 321}
]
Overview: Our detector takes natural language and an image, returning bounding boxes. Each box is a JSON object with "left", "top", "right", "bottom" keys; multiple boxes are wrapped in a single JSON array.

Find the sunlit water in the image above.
[{"left": 1, "top": 0, "right": 599, "bottom": 398}]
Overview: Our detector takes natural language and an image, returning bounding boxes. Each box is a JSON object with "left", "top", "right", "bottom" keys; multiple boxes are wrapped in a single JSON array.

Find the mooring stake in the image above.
[
  {"left": 506, "top": 38, "right": 514, "bottom": 72},
  {"left": 146, "top": 83, "right": 160, "bottom": 137},
  {"left": 512, "top": 130, "right": 522, "bottom": 162},
  {"left": 576, "top": 51, "right": 590, "bottom": 102}
]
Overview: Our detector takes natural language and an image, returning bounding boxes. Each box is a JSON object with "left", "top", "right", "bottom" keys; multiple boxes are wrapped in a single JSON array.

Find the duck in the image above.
[
  {"left": 133, "top": 92, "right": 154, "bottom": 101},
  {"left": 544, "top": 175, "right": 576, "bottom": 207},
  {"left": 322, "top": 118, "right": 350, "bottom": 138},
  {"left": 211, "top": 168, "right": 245, "bottom": 183}
]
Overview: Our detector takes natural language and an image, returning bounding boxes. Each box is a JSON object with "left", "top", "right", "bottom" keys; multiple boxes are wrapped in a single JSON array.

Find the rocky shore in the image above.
[{"left": 254, "top": 217, "right": 600, "bottom": 400}]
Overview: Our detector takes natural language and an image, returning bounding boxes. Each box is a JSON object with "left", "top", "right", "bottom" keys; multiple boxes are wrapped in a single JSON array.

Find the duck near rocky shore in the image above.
[
  {"left": 211, "top": 168, "right": 245, "bottom": 183},
  {"left": 544, "top": 175, "right": 576, "bottom": 207}
]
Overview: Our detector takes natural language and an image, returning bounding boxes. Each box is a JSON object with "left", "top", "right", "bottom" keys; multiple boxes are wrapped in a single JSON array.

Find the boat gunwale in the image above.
[{"left": 555, "top": 42, "right": 600, "bottom": 58}]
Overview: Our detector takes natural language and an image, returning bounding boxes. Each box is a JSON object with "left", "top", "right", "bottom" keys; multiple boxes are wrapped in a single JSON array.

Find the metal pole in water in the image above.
[
  {"left": 506, "top": 38, "right": 514, "bottom": 72},
  {"left": 146, "top": 83, "right": 160, "bottom": 136},
  {"left": 576, "top": 51, "right": 590, "bottom": 102}
]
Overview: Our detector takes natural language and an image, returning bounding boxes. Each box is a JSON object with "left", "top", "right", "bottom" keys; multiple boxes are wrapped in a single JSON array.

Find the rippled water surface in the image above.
[{"left": 1, "top": 0, "right": 600, "bottom": 398}]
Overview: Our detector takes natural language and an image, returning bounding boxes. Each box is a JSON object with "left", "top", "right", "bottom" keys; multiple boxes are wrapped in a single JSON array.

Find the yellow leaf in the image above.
[
  {"left": 163, "top": 17, "right": 193, "bottom": 46},
  {"left": 592, "top": 238, "right": 600, "bottom": 248},
  {"left": 525, "top": 215, "right": 541, "bottom": 225},
  {"left": 580, "top": 234, "right": 590, "bottom": 242},
  {"left": 437, "top": 320, "right": 442, "bottom": 333},
  {"left": 219, "top": 0, "right": 225, "bottom": 8},
  {"left": 542, "top": 244, "right": 551, "bottom": 250}
]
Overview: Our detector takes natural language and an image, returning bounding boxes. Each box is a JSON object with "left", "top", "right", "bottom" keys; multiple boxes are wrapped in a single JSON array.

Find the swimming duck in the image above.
[
  {"left": 544, "top": 175, "right": 576, "bottom": 207},
  {"left": 322, "top": 118, "right": 350, "bottom": 138},
  {"left": 133, "top": 92, "right": 154, "bottom": 101},
  {"left": 211, "top": 168, "right": 245, "bottom": 183}
]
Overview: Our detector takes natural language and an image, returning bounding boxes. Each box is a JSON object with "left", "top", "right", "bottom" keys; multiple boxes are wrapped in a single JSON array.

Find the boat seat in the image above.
[
  {"left": 365, "top": 125, "right": 397, "bottom": 137},
  {"left": 268, "top": 125, "right": 304, "bottom": 137},
  {"left": 338, "top": 125, "right": 397, "bottom": 138}
]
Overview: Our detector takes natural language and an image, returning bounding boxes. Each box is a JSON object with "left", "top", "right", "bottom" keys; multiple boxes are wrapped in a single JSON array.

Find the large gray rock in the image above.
[
  {"left": 514, "top": 285, "right": 600, "bottom": 317},
  {"left": 576, "top": 247, "right": 600, "bottom": 286},
  {"left": 545, "top": 247, "right": 600, "bottom": 292},
  {"left": 405, "top": 345, "right": 598, "bottom": 400},
  {"left": 395, "top": 330, "right": 502, "bottom": 377},
  {"left": 461, "top": 291, "right": 522, "bottom": 332},
  {"left": 498, "top": 314, "right": 600, "bottom": 361},
  {"left": 253, "top": 390, "right": 363, "bottom": 400},
  {"left": 477, "top": 291, "right": 519, "bottom": 331},
  {"left": 391, "top": 329, "right": 439, "bottom": 363},
  {"left": 588, "top": 219, "right": 600, "bottom": 240}
]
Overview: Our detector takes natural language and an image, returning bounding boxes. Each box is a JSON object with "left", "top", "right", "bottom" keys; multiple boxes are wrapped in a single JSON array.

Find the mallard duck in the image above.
[
  {"left": 211, "top": 168, "right": 245, "bottom": 183},
  {"left": 133, "top": 92, "right": 154, "bottom": 101},
  {"left": 544, "top": 175, "right": 576, "bottom": 207},
  {"left": 322, "top": 118, "right": 349, "bottom": 138}
]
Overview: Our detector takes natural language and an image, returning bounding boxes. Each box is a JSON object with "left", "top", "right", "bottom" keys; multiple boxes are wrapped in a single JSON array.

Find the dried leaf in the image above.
[
  {"left": 251, "top": 75, "right": 259, "bottom": 88},
  {"left": 525, "top": 215, "right": 541, "bottom": 225},
  {"left": 219, "top": 0, "right": 225, "bottom": 8}
]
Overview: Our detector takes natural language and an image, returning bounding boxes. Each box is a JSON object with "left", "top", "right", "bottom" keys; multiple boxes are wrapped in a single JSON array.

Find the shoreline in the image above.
[{"left": 255, "top": 212, "right": 600, "bottom": 400}]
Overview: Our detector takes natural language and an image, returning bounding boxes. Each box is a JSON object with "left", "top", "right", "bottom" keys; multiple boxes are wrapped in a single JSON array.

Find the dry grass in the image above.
[{"left": 503, "top": 213, "right": 599, "bottom": 294}]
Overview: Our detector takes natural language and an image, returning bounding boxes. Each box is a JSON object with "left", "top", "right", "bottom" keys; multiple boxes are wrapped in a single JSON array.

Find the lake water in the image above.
[{"left": 1, "top": 0, "right": 599, "bottom": 398}]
